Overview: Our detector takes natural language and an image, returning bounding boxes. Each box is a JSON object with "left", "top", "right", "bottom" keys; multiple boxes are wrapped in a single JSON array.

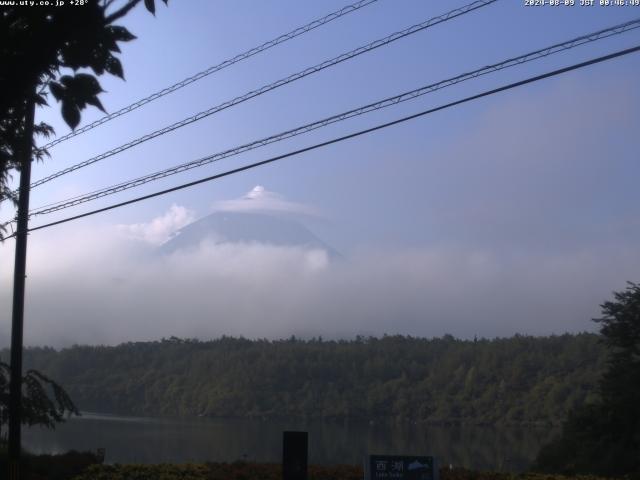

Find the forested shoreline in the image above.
[{"left": 2, "top": 333, "right": 605, "bottom": 426}]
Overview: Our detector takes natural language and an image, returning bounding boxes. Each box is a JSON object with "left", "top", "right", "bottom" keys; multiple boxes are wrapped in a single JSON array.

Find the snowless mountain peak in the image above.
[
  {"left": 157, "top": 187, "right": 340, "bottom": 257},
  {"left": 159, "top": 211, "right": 340, "bottom": 258}
]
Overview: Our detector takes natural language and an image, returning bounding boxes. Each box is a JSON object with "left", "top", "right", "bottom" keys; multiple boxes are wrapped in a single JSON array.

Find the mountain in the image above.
[{"left": 159, "top": 211, "right": 340, "bottom": 257}]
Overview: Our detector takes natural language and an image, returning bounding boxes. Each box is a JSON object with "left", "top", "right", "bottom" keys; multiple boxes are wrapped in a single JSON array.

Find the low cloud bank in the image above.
[{"left": 1, "top": 216, "right": 636, "bottom": 348}]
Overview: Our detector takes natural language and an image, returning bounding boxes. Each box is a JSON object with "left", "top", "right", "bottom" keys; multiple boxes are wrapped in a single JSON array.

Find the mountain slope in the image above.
[{"left": 159, "top": 211, "right": 340, "bottom": 257}]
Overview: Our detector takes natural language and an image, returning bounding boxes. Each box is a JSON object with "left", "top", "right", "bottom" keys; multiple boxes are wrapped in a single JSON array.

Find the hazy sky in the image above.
[{"left": 1, "top": 0, "right": 639, "bottom": 347}]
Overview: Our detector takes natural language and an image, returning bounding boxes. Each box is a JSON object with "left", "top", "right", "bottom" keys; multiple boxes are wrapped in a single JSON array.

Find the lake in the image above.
[{"left": 23, "top": 413, "right": 556, "bottom": 472}]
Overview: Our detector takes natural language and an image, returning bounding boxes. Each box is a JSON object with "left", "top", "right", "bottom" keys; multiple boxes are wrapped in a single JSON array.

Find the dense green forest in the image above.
[{"left": 1, "top": 334, "right": 605, "bottom": 426}]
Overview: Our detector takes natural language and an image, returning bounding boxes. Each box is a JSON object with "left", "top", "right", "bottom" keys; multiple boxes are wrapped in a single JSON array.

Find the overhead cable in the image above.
[
  {"left": 27, "top": 0, "right": 497, "bottom": 190},
  {"left": 29, "top": 18, "right": 640, "bottom": 217},
  {"left": 39, "top": 0, "right": 381, "bottom": 150},
  {"left": 18, "top": 44, "right": 639, "bottom": 236}
]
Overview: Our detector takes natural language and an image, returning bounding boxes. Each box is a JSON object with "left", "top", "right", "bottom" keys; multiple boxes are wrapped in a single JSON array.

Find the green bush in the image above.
[
  {"left": 0, "top": 446, "right": 100, "bottom": 480},
  {"left": 70, "top": 463, "right": 617, "bottom": 480}
]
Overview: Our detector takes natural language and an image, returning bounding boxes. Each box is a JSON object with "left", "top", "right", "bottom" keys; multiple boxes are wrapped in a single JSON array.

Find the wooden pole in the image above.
[{"left": 8, "top": 92, "right": 36, "bottom": 480}]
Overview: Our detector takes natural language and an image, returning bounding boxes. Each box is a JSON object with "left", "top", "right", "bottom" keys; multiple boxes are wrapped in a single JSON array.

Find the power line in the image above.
[
  {"left": 19, "top": 44, "right": 639, "bottom": 236},
  {"left": 38, "top": 0, "right": 381, "bottom": 151},
  {"left": 27, "top": 0, "right": 497, "bottom": 191},
  {"left": 28, "top": 18, "right": 640, "bottom": 217}
]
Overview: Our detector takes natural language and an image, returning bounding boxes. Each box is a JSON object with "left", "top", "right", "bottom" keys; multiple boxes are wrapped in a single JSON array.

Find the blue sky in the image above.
[{"left": 1, "top": 0, "right": 639, "bottom": 346}]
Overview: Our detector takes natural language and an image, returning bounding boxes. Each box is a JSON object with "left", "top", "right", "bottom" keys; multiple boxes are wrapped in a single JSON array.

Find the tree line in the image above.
[
  {"left": 1, "top": 333, "right": 605, "bottom": 426},
  {"left": 533, "top": 283, "right": 640, "bottom": 476}
]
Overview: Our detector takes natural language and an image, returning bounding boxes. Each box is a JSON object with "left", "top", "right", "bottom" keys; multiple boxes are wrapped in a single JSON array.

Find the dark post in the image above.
[
  {"left": 8, "top": 93, "right": 36, "bottom": 480},
  {"left": 282, "top": 431, "right": 308, "bottom": 480}
]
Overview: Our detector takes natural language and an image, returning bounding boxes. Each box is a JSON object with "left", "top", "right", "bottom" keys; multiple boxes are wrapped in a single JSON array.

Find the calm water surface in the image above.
[{"left": 23, "top": 413, "right": 556, "bottom": 472}]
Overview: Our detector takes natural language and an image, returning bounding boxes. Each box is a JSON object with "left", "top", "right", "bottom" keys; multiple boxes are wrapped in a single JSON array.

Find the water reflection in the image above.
[{"left": 23, "top": 414, "right": 556, "bottom": 472}]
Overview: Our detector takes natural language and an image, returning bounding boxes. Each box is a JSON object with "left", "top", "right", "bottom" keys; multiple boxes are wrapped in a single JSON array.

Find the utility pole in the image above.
[{"left": 8, "top": 92, "right": 36, "bottom": 480}]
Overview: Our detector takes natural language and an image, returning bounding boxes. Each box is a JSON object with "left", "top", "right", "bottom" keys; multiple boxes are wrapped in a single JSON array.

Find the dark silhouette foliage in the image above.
[
  {"left": 14, "top": 333, "right": 606, "bottom": 426},
  {"left": 0, "top": 449, "right": 101, "bottom": 480},
  {"left": 0, "top": 361, "right": 79, "bottom": 439},
  {"left": 0, "top": 0, "right": 167, "bottom": 237},
  {"left": 533, "top": 282, "right": 640, "bottom": 477}
]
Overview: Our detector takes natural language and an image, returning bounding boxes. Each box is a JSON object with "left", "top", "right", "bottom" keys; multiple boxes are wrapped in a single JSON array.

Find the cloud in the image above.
[
  {"left": 212, "top": 186, "right": 319, "bottom": 216},
  {"left": 2, "top": 78, "right": 638, "bottom": 348},
  {"left": 1, "top": 209, "right": 636, "bottom": 348},
  {"left": 117, "top": 204, "right": 195, "bottom": 245}
]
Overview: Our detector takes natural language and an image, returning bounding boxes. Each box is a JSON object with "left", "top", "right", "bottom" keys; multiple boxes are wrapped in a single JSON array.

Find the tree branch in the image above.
[{"left": 105, "top": 0, "right": 143, "bottom": 24}]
